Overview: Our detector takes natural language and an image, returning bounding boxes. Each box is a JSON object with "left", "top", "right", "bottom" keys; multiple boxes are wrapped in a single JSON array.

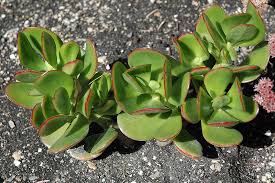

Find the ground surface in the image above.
[{"left": 0, "top": 0, "right": 275, "bottom": 182}]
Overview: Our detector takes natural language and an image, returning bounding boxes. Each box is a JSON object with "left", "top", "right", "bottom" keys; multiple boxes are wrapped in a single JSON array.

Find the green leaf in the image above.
[
  {"left": 79, "top": 39, "right": 98, "bottom": 84},
  {"left": 22, "top": 27, "right": 62, "bottom": 57},
  {"left": 62, "top": 59, "right": 84, "bottom": 76},
  {"left": 41, "top": 31, "right": 58, "bottom": 68},
  {"left": 163, "top": 60, "right": 172, "bottom": 99},
  {"left": 227, "top": 78, "right": 246, "bottom": 111},
  {"left": 196, "top": 5, "right": 226, "bottom": 47},
  {"left": 97, "top": 74, "right": 109, "bottom": 103},
  {"left": 5, "top": 82, "right": 43, "bottom": 109},
  {"left": 42, "top": 95, "right": 58, "bottom": 119},
  {"left": 117, "top": 111, "right": 182, "bottom": 141},
  {"left": 126, "top": 64, "right": 151, "bottom": 84},
  {"left": 128, "top": 48, "right": 167, "bottom": 81},
  {"left": 34, "top": 71, "right": 74, "bottom": 97},
  {"left": 39, "top": 115, "right": 73, "bottom": 147},
  {"left": 60, "top": 41, "right": 80, "bottom": 65},
  {"left": 190, "top": 66, "right": 210, "bottom": 76},
  {"left": 201, "top": 120, "right": 243, "bottom": 147},
  {"left": 76, "top": 88, "right": 95, "bottom": 117},
  {"left": 173, "top": 33, "right": 209, "bottom": 66},
  {"left": 197, "top": 87, "right": 213, "bottom": 120},
  {"left": 226, "top": 24, "right": 258, "bottom": 46},
  {"left": 207, "top": 109, "right": 239, "bottom": 127},
  {"left": 94, "top": 100, "right": 119, "bottom": 115},
  {"left": 181, "top": 98, "right": 200, "bottom": 124},
  {"left": 231, "top": 65, "right": 260, "bottom": 73},
  {"left": 31, "top": 103, "right": 45, "bottom": 129},
  {"left": 169, "top": 72, "right": 191, "bottom": 106},
  {"left": 52, "top": 87, "right": 71, "bottom": 115},
  {"left": 173, "top": 128, "right": 203, "bottom": 159},
  {"left": 237, "top": 41, "right": 270, "bottom": 83},
  {"left": 221, "top": 13, "right": 252, "bottom": 35},
  {"left": 239, "top": 0, "right": 266, "bottom": 46},
  {"left": 15, "top": 70, "right": 42, "bottom": 83},
  {"left": 48, "top": 114, "right": 90, "bottom": 153},
  {"left": 204, "top": 68, "right": 233, "bottom": 98},
  {"left": 122, "top": 72, "right": 146, "bottom": 93},
  {"left": 202, "top": 14, "right": 225, "bottom": 49},
  {"left": 18, "top": 32, "right": 47, "bottom": 71},
  {"left": 224, "top": 96, "right": 259, "bottom": 122}
]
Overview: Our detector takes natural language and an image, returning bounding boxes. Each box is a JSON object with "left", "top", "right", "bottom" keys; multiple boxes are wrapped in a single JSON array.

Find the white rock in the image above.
[
  {"left": 153, "top": 156, "right": 157, "bottom": 160},
  {"left": 262, "top": 176, "right": 267, "bottom": 182},
  {"left": 14, "top": 160, "right": 21, "bottom": 167},
  {"left": 9, "top": 54, "right": 16, "bottom": 60},
  {"left": 105, "top": 64, "right": 110, "bottom": 70},
  {"left": 8, "top": 120, "right": 15, "bottom": 128},
  {"left": 138, "top": 170, "right": 143, "bottom": 176},
  {"left": 12, "top": 151, "right": 23, "bottom": 160},
  {"left": 38, "top": 148, "right": 42, "bottom": 153},
  {"left": 98, "top": 56, "right": 107, "bottom": 64},
  {"left": 265, "top": 172, "right": 271, "bottom": 178},
  {"left": 264, "top": 130, "right": 271, "bottom": 137}
]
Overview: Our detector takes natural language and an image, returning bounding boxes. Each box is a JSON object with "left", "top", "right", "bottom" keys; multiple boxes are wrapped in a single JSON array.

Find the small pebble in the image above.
[
  {"left": 8, "top": 120, "right": 15, "bottom": 129},
  {"left": 264, "top": 130, "right": 271, "bottom": 137},
  {"left": 14, "top": 160, "right": 21, "bottom": 167},
  {"left": 87, "top": 161, "right": 97, "bottom": 170}
]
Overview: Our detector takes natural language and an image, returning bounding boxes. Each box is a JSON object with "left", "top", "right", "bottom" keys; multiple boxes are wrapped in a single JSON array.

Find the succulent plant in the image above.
[
  {"left": 5, "top": 27, "right": 119, "bottom": 160},
  {"left": 4, "top": 0, "right": 272, "bottom": 161}
]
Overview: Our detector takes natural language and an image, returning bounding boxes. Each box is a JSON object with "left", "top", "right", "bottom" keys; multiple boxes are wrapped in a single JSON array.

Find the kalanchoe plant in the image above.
[
  {"left": 5, "top": 27, "right": 119, "bottom": 160},
  {"left": 4, "top": 0, "right": 273, "bottom": 162}
]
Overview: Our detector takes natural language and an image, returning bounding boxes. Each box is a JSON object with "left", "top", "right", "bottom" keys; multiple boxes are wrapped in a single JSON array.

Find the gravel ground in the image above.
[{"left": 0, "top": 0, "right": 275, "bottom": 182}]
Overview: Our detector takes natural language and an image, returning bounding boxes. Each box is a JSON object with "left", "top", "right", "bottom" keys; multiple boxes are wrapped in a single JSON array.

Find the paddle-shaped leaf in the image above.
[
  {"left": 42, "top": 95, "right": 58, "bottom": 119},
  {"left": 239, "top": 0, "right": 266, "bottom": 46},
  {"left": 237, "top": 41, "right": 269, "bottom": 83},
  {"left": 79, "top": 39, "right": 98, "bottom": 84},
  {"left": 226, "top": 24, "right": 258, "bottom": 46},
  {"left": 15, "top": 70, "right": 42, "bottom": 83},
  {"left": 128, "top": 48, "right": 167, "bottom": 81},
  {"left": 48, "top": 114, "right": 90, "bottom": 153},
  {"left": 117, "top": 111, "right": 182, "bottom": 141},
  {"left": 60, "top": 41, "right": 80, "bottom": 65},
  {"left": 31, "top": 103, "right": 45, "bottom": 129},
  {"left": 204, "top": 68, "right": 233, "bottom": 98},
  {"left": 201, "top": 120, "right": 243, "bottom": 147},
  {"left": 173, "top": 128, "right": 203, "bottom": 159},
  {"left": 5, "top": 82, "right": 43, "bottom": 109},
  {"left": 197, "top": 87, "right": 213, "bottom": 120},
  {"left": 35, "top": 71, "right": 74, "bottom": 97},
  {"left": 173, "top": 33, "right": 209, "bottom": 66},
  {"left": 18, "top": 32, "right": 47, "bottom": 71},
  {"left": 41, "top": 31, "right": 58, "bottom": 68},
  {"left": 39, "top": 115, "right": 73, "bottom": 147},
  {"left": 221, "top": 13, "right": 252, "bottom": 35},
  {"left": 227, "top": 78, "right": 245, "bottom": 111},
  {"left": 52, "top": 87, "right": 71, "bottom": 115},
  {"left": 22, "top": 27, "right": 62, "bottom": 56},
  {"left": 207, "top": 109, "right": 239, "bottom": 127},
  {"left": 77, "top": 88, "right": 94, "bottom": 117},
  {"left": 62, "top": 59, "right": 84, "bottom": 76},
  {"left": 181, "top": 98, "right": 200, "bottom": 124},
  {"left": 163, "top": 60, "right": 172, "bottom": 99},
  {"left": 122, "top": 72, "right": 146, "bottom": 93}
]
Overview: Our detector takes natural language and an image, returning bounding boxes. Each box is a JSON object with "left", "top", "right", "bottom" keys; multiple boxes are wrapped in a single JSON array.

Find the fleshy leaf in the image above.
[
  {"left": 227, "top": 78, "right": 245, "bottom": 111},
  {"left": 52, "top": 87, "right": 71, "bottom": 115},
  {"left": 221, "top": 13, "right": 252, "bottom": 35},
  {"left": 169, "top": 72, "right": 191, "bottom": 106},
  {"left": 48, "top": 114, "right": 90, "bottom": 153},
  {"left": 62, "top": 59, "right": 84, "bottom": 76},
  {"left": 122, "top": 72, "right": 145, "bottom": 93},
  {"left": 239, "top": 0, "right": 266, "bottom": 46},
  {"left": 60, "top": 41, "right": 80, "bottom": 65},
  {"left": 76, "top": 88, "right": 95, "bottom": 118},
  {"left": 125, "top": 64, "right": 151, "bottom": 84},
  {"left": 41, "top": 31, "right": 58, "bottom": 68},
  {"left": 39, "top": 115, "right": 73, "bottom": 147},
  {"left": 190, "top": 66, "right": 210, "bottom": 76},
  {"left": 173, "top": 128, "right": 203, "bottom": 159},
  {"left": 128, "top": 48, "right": 167, "bottom": 81},
  {"left": 201, "top": 120, "right": 243, "bottom": 147},
  {"left": 17, "top": 32, "right": 47, "bottom": 71},
  {"left": 42, "top": 95, "right": 58, "bottom": 119},
  {"left": 173, "top": 33, "right": 209, "bottom": 66},
  {"left": 224, "top": 96, "right": 259, "bottom": 122},
  {"left": 5, "top": 82, "right": 43, "bottom": 109},
  {"left": 34, "top": 71, "right": 74, "bottom": 97},
  {"left": 197, "top": 87, "right": 213, "bottom": 120},
  {"left": 163, "top": 60, "right": 172, "bottom": 99},
  {"left": 181, "top": 98, "right": 200, "bottom": 124},
  {"left": 79, "top": 39, "right": 98, "bottom": 83},
  {"left": 207, "top": 109, "right": 239, "bottom": 127},
  {"left": 204, "top": 67, "right": 233, "bottom": 98},
  {"left": 31, "top": 103, "right": 45, "bottom": 129},
  {"left": 226, "top": 24, "right": 258, "bottom": 46},
  {"left": 22, "top": 27, "right": 62, "bottom": 57},
  {"left": 238, "top": 41, "right": 270, "bottom": 83},
  {"left": 15, "top": 70, "right": 42, "bottom": 83},
  {"left": 117, "top": 111, "right": 182, "bottom": 141}
]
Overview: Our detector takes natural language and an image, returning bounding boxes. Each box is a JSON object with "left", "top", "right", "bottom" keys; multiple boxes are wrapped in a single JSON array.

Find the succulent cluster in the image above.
[{"left": 5, "top": 0, "right": 272, "bottom": 161}]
